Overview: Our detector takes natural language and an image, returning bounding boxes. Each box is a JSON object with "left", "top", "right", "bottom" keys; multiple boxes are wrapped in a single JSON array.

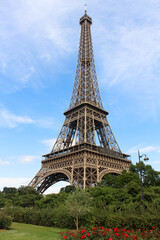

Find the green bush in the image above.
[{"left": 0, "top": 211, "right": 12, "bottom": 229}]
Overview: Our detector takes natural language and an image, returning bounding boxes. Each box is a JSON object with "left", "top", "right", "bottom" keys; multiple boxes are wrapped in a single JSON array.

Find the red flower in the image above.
[
  {"left": 72, "top": 233, "right": 76, "bottom": 237},
  {"left": 64, "top": 236, "right": 67, "bottom": 239},
  {"left": 152, "top": 226, "right": 155, "bottom": 229},
  {"left": 86, "top": 233, "right": 90, "bottom": 236},
  {"left": 133, "top": 236, "right": 138, "bottom": 240},
  {"left": 81, "top": 235, "right": 86, "bottom": 239},
  {"left": 124, "top": 233, "right": 129, "bottom": 237},
  {"left": 108, "top": 238, "right": 113, "bottom": 240},
  {"left": 81, "top": 230, "right": 86, "bottom": 233},
  {"left": 149, "top": 230, "right": 152, "bottom": 232},
  {"left": 92, "top": 228, "right": 96, "bottom": 230},
  {"left": 115, "top": 233, "right": 120, "bottom": 236}
]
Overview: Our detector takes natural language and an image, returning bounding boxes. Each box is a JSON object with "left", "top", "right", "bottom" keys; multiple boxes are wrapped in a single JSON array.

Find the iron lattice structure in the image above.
[{"left": 29, "top": 10, "right": 131, "bottom": 193}]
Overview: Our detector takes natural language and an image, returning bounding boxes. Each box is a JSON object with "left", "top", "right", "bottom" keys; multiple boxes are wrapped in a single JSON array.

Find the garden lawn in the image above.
[{"left": 0, "top": 222, "right": 65, "bottom": 240}]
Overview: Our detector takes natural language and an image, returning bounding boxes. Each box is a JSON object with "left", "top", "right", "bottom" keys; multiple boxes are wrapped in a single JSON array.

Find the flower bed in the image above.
[{"left": 59, "top": 226, "right": 160, "bottom": 239}]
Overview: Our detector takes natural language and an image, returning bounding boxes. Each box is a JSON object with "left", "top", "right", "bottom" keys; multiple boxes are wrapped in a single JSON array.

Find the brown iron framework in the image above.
[{"left": 29, "top": 9, "right": 131, "bottom": 193}]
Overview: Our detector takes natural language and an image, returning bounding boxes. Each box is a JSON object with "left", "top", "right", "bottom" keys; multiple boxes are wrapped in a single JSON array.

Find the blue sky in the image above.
[{"left": 0, "top": 0, "right": 160, "bottom": 194}]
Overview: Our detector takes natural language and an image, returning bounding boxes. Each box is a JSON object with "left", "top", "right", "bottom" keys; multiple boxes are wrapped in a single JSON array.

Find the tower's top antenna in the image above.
[{"left": 85, "top": 4, "right": 87, "bottom": 14}]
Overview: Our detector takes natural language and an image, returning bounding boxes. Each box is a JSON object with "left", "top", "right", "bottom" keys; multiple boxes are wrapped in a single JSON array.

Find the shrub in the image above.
[{"left": 0, "top": 210, "right": 12, "bottom": 229}]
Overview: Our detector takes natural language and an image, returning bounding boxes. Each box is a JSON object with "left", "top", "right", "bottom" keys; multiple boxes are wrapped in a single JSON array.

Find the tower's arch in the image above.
[
  {"left": 99, "top": 169, "right": 122, "bottom": 182},
  {"left": 30, "top": 169, "right": 71, "bottom": 194}
]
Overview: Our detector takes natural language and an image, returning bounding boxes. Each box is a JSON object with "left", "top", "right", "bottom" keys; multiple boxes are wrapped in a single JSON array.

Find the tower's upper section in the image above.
[
  {"left": 68, "top": 9, "right": 103, "bottom": 110},
  {"left": 79, "top": 12, "right": 92, "bottom": 25}
]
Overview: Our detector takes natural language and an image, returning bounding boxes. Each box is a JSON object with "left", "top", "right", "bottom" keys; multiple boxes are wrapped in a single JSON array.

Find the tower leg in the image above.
[
  {"left": 97, "top": 159, "right": 100, "bottom": 183},
  {"left": 83, "top": 153, "right": 86, "bottom": 189},
  {"left": 70, "top": 160, "right": 74, "bottom": 185}
]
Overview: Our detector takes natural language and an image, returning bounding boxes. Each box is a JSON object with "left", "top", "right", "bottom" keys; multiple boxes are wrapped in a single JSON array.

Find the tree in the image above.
[
  {"left": 65, "top": 188, "right": 92, "bottom": 230},
  {"left": 13, "top": 186, "right": 42, "bottom": 207},
  {"left": 35, "top": 191, "right": 67, "bottom": 209},
  {"left": 3, "top": 187, "right": 17, "bottom": 200},
  {"left": 17, "top": 186, "right": 40, "bottom": 195},
  {"left": 98, "top": 170, "right": 141, "bottom": 188},
  {"left": 60, "top": 185, "right": 76, "bottom": 193},
  {"left": 130, "top": 163, "right": 160, "bottom": 187}
]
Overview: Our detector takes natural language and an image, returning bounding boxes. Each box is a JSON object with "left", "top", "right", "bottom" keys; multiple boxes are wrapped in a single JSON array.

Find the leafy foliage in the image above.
[
  {"left": 65, "top": 189, "right": 92, "bottom": 230},
  {"left": 0, "top": 210, "right": 12, "bottom": 229},
  {"left": 130, "top": 163, "right": 160, "bottom": 186},
  {"left": 1, "top": 164, "right": 160, "bottom": 229}
]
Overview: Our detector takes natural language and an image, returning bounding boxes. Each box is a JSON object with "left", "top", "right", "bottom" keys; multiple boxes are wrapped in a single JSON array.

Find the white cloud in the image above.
[
  {"left": 0, "top": 178, "right": 30, "bottom": 191},
  {"left": 126, "top": 144, "right": 143, "bottom": 154},
  {"left": 42, "top": 138, "right": 56, "bottom": 151},
  {"left": 0, "top": 177, "right": 70, "bottom": 193},
  {"left": 0, "top": 178, "right": 69, "bottom": 193},
  {"left": 101, "top": 26, "right": 160, "bottom": 89},
  {"left": 37, "top": 119, "right": 58, "bottom": 129},
  {"left": 44, "top": 181, "right": 70, "bottom": 194},
  {"left": 0, "top": 0, "right": 83, "bottom": 92},
  {"left": 0, "top": 106, "right": 57, "bottom": 129},
  {"left": 21, "top": 66, "right": 35, "bottom": 84},
  {"left": 0, "top": 0, "right": 159, "bottom": 121},
  {"left": 127, "top": 144, "right": 160, "bottom": 154},
  {"left": 140, "top": 146, "right": 160, "bottom": 154},
  {"left": 0, "top": 107, "right": 34, "bottom": 128},
  {"left": 151, "top": 161, "right": 160, "bottom": 164},
  {"left": 0, "top": 159, "right": 9, "bottom": 165},
  {"left": 17, "top": 155, "right": 40, "bottom": 163},
  {"left": 92, "top": 1, "right": 160, "bottom": 119}
]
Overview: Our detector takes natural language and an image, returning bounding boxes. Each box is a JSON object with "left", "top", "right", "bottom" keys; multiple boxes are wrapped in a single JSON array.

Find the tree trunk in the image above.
[{"left": 74, "top": 216, "right": 79, "bottom": 231}]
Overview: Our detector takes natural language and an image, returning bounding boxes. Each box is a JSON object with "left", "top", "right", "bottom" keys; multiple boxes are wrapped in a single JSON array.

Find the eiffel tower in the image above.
[{"left": 29, "top": 8, "right": 131, "bottom": 193}]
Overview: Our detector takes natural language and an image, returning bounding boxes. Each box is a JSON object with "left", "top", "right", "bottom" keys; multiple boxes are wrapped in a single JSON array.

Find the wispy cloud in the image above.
[
  {"left": 140, "top": 146, "right": 160, "bottom": 154},
  {"left": 127, "top": 144, "right": 160, "bottom": 154},
  {"left": 0, "top": 178, "right": 30, "bottom": 190},
  {"left": 36, "top": 119, "right": 58, "bottom": 129},
  {"left": 0, "top": 106, "right": 35, "bottom": 128},
  {"left": 0, "top": 177, "right": 67, "bottom": 193},
  {"left": 0, "top": 106, "right": 57, "bottom": 129},
  {"left": 126, "top": 144, "right": 143, "bottom": 154},
  {"left": 44, "top": 182, "right": 70, "bottom": 195},
  {"left": 0, "top": 0, "right": 159, "bottom": 121},
  {"left": 42, "top": 138, "right": 56, "bottom": 151},
  {"left": 100, "top": 26, "right": 160, "bottom": 89},
  {"left": 0, "top": 158, "right": 9, "bottom": 165},
  {"left": 17, "top": 155, "right": 40, "bottom": 163},
  {"left": 151, "top": 161, "right": 160, "bottom": 164},
  {"left": 21, "top": 67, "right": 35, "bottom": 84},
  {"left": 0, "top": 0, "right": 83, "bottom": 92},
  {"left": 93, "top": 1, "right": 160, "bottom": 119}
]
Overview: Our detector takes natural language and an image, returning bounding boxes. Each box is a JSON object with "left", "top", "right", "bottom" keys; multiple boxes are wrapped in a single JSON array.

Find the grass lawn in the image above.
[{"left": 0, "top": 222, "right": 65, "bottom": 240}]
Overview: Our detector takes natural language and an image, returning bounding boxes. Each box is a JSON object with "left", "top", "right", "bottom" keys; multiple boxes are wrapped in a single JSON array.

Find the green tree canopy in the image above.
[
  {"left": 65, "top": 188, "right": 92, "bottom": 230},
  {"left": 130, "top": 163, "right": 160, "bottom": 186}
]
